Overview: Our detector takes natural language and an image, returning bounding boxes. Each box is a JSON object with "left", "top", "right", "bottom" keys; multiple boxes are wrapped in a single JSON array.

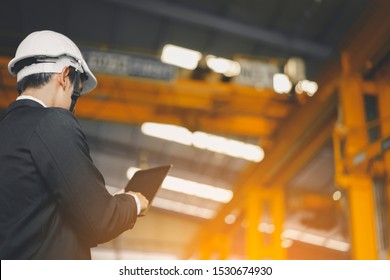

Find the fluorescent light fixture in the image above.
[
  {"left": 152, "top": 197, "right": 216, "bottom": 219},
  {"left": 283, "top": 228, "right": 349, "bottom": 252},
  {"left": 127, "top": 167, "right": 233, "bottom": 203},
  {"left": 324, "top": 239, "right": 350, "bottom": 252},
  {"left": 161, "top": 44, "right": 202, "bottom": 70},
  {"left": 266, "top": 226, "right": 350, "bottom": 252},
  {"left": 281, "top": 229, "right": 301, "bottom": 240},
  {"left": 205, "top": 55, "right": 241, "bottom": 77},
  {"left": 192, "top": 131, "right": 264, "bottom": 162},
  {"left": 273, "top": 73, "right": 292, "bottom": 94},
  {"left": 299, "top": 232, "right": 326, "bottom": 246},
  {"left": 141, "top": 122, "right": 192, "bottom": 145},
  {"left": 163, "top": 176, "right": 233, "bottom": 203},
  {"left": 141, "top": 122, "right": 265, "bottom": 162}
]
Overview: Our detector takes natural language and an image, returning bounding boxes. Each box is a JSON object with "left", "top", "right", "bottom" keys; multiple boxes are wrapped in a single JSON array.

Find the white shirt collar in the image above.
[{"left": 16, "top": 95, "right": 47, "bottom": 108}]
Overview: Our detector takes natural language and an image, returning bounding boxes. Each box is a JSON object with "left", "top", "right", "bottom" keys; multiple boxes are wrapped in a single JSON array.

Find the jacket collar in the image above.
[
  {"left": 16, "top": 95, "right": 47, "bottom": 107},
  {"left": 5, "top": 99, "right": 45, "bottom": 114}
]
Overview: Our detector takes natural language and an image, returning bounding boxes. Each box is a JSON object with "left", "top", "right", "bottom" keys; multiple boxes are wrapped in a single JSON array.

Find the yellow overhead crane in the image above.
[{"left": 0, "top": 59, "right": 293, "bottom": 138}]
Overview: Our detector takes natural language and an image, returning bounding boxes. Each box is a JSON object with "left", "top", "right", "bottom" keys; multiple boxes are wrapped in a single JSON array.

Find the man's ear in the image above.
[{"left": 58, "top": 67, "right": 70, "bottom": 90}]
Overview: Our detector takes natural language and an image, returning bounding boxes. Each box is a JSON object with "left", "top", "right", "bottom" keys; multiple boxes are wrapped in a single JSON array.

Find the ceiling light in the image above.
[
  {"left": 141, "top": 122, "right": 192, "bottom": 146},
  {"left": 281, "top": 239, "right": 294, "bottom": 248},
  {"left": 152, "top": 197, "right": 216, "bottom": 219},
  {"left": 281, "top": 229, "right": 301, "bottom": 240},
  {"left": 332, "top": 190, "right": 342, "bottom": 201},
  {"left": 296, "top": 80, "right": 318, "bottom": 96},
  {"left": 282, "top": 228, "right": 349, "bottom": 252},
  {"left": 299, "top": 232, "right": 326, "bottom": 246},
  {"left": 258, "top": 222, "right": 275, "bottom": 234},
  {"left": 205, "top": 55, "right": 241, "bottom": 77},
  {"left": 127, "top": 167, "right": 233, "bottom": 203},
  {"left": 141, "top": 122, "right": 265, "bottom": 162},
  {"left": 284, "top": 57, "right": 306, "bottom": 83},
  {"left": 324, "top": 239, "right": 350, "bottom": 252},
  {"left": 273, "top": 73, "right": 292, "bottom": 94},
  {"left": 192, "top": 131, "right": 264, "bottom": 162},
  {"left": 163, "top": 176, "right": 233, "bottom": 203},
  {"left": 295, "top": 82, "right": 304, "bottom": 94},
  {"left": 161, "top": 44, "right": 202, "bottom": 70},
  {"left": 224, "top": 214, "right": 237, "bottom": 225}
]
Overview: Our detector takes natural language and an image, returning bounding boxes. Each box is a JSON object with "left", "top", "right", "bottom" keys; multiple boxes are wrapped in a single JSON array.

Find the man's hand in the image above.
[{"left": 126, "top": 191, "right": 149, "bottom": 216}]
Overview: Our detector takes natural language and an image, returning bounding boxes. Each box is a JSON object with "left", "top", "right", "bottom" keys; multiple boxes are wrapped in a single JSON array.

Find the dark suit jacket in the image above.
[{"left": 0, "top": 99, "right": 138, "bottom": 259}]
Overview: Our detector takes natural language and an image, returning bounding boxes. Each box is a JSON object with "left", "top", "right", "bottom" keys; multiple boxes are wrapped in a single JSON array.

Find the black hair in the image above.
[
  {"left": 16, "top": 66, "right": 78, "bottom": 94},
  {"left": 17, "top": 73, "right": 52, "bottom": 94}
]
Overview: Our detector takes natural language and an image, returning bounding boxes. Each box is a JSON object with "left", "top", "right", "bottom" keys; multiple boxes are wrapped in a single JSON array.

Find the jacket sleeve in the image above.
[{"left": 29, "top": 108, "right": 138, "bottom": 245}]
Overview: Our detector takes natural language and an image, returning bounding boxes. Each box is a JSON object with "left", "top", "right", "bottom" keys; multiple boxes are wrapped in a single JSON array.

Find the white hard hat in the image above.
[{"left": 8, "top": 30, "right": 97, "bottom": 94}]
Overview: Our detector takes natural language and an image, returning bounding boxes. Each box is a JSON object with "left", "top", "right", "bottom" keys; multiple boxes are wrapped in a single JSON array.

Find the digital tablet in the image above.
[{"left": 125, "top": 165, "right": 172, "bottom": 213}]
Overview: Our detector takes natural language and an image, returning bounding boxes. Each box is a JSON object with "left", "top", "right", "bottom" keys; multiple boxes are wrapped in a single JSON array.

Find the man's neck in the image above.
[{"left": 20, "top": 83, "right": 56, "bottom": 107}]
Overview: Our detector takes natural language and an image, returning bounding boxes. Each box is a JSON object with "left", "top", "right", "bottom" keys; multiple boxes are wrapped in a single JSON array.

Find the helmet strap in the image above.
[{"left": 69, "top": 71, "right": 81, "bottom": 113}]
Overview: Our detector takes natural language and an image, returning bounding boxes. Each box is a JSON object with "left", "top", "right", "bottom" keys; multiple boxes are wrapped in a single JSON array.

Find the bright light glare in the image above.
[
  {"left": 296, "top": 80, "right": 318, "bottom": 96},
  {"left": 193, "top": 131, "right": 264, "bottom": 162},
  {"left": 300, "top": 232, "right": 326, "bottom": 246},
  {"left": 224, "top": 214, "right": 237, "bottom": 224},
  {"left": 273, "top": 73, "right": 292, "bottom": 94},
  {"left": 281, "top": 239, "right": 294, "bottom": 248},
  {"left": 153, "top": 197, "right": 216, "bottom": 219},
  {"left": 141, "top": 122, "right": 192, "bottom": 146},
  {"left": 206, "top": 55, "right": 241, "bottom": 77},
  {"left": 163, "top": 176, "right": 233, "bottom": 203},
  {"left": 281, "top": 228, "right": 350, "bottom": 252},
  {"left": 282, "top": 227, "right": 349, "bottom": 252},
  {"left": 325, "top": 239, "right": 350, "bottom": 252},
  {"left": 127, "top": 167, "right": 233, "bottom": 203},
  {"left": 281, "top": 229, "right": 301, "bottom": 240},
  {"left": 333, "top": 190, "right": 342, "bottom": 201},
  {"left": 141, "top": 123, "right": 264, "bottom": 162},
  {"left": 126, "top": 167, "right": 139, "bottom": 179},
  {"left": 258, "top": 222, "right": 275, "bottom": 234},
  {"left": 161, "top": 44, "right": 202, "bottom": 70},
  {"left": 284, "top": 57, "right": 306, "bottom": 83}
]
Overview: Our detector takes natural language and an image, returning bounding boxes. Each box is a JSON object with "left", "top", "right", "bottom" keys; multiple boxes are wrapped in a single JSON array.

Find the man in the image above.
[{"left": 0, "top": 30, "right": 149, "bottom": 259}]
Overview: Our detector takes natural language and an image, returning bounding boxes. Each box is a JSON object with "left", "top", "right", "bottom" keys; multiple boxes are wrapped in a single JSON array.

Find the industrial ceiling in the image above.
[{"left": 1, "top": 0, "right": 387, "bottom": 259}]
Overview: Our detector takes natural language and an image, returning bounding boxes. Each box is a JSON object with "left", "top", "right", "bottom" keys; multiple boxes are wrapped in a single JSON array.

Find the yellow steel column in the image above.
[
  {"left": 346, "top": 176, "right": 377, "bottom": 259},
  {"left": 336, "top": 53, "right": 378, "bottom": 259},
  {"left": 269, "top": 186, "right": 286, "bottom": 260},
  {"left": 245, "top": 186, "right": 262, "bottom": 259},
  {"left": 245, "top": 186, "right": 286, "bottom": 259},
  {"left": 214, "top": 233, "right": 230, "bottom": 260},
  {"left": 199, "top": 227, "right": 232, "bottom": 259},
  {"left": 378, "top": 82, "right": 390, "bottom": 259},
  {"left": 199, "top": 229, "right": 213, "bottom": 260},
  {"left": 339, "top": 53, "right": 368, "bottom": 156}
]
